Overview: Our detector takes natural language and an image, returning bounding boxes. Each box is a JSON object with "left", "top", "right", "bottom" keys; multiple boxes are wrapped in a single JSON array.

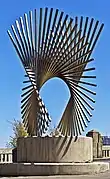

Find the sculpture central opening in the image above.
[{"left": 40, "top": 77, "right": 70, "bottom": 130}]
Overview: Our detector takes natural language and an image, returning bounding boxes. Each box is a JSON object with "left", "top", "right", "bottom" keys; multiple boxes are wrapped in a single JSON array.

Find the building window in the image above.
[
  {"left": 3, "top": 154, "right": 5, "bottom": 162},
  {"left": 107, "top": 150, "right": 109, "bottom": 157},
  {"left": 102, "top": 150, "right": 104, "bottom": 157},
  {"left": 7, "top": 154, "right": 9, "bottom": 162},
  {"left": 105, "top": 150, "right": 107, "bottom": 157}
]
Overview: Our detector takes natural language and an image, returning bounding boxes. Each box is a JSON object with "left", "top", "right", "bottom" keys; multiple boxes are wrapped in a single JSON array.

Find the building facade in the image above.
[{"left": 102, "top": 136, "right": 110, "bottom": 145}]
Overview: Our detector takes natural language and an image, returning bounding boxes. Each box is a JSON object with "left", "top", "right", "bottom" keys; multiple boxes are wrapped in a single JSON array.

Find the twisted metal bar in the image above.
[{"left": 8, "top": 8, "right": 104, "bottom": 136}]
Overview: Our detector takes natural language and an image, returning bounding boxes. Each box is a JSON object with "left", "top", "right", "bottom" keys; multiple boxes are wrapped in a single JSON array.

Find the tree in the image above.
[{"left": 6, "top": 119, "right": 28, "bottom": 148}]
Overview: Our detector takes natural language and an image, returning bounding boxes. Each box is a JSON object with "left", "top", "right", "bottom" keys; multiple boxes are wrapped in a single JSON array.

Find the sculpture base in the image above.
[
  {"left": 17, "top": 136, "right": 93, "bottom": 163},
  {"left": 0, "top": 162, "right": 109, "bottom": 176}
]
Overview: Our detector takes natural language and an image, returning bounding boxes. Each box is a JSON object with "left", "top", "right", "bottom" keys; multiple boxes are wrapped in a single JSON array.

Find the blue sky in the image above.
[{"left": 0, "top": 0, "right": 110, "bottom": 147}]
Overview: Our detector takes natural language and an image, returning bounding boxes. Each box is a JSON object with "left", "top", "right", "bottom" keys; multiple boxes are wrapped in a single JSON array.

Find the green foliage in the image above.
[{"left": 6, "top": 119, "right": 28, "bottom": 148}]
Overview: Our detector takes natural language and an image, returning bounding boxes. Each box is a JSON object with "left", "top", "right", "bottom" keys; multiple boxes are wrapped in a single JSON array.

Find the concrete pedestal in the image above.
[
  {"left": 0, "top": 137, "right": 109, "bottom": 176},
  {"left": 17, "top": 136, "right": 93, "bottom": 163},
  {"left": 0, "top": 162, "right": 109, "bottom": 176}
]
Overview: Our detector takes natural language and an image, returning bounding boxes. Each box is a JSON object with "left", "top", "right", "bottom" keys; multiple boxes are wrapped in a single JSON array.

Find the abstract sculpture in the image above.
[{"left": 8, "top": 8, "right": 104, "bottom": 137}]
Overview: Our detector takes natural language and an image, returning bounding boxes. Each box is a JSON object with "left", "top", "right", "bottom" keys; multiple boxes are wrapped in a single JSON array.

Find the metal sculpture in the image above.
[{"left": 8, "top": 8, "right": 104, "bottom": 137}]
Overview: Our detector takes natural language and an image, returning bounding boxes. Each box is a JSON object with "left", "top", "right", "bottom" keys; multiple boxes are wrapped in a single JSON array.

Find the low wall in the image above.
[{"left": 17, "top": 136, "right": 93, "bottom": 163}]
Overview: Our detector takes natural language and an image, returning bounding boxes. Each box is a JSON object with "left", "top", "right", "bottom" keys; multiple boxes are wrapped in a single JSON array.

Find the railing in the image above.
[
  {"left": 0, "top": 153, "right": 12, "bottom": 163},
  {"left": 0, "top": 149, "right": 13, "bottom": 163},
  {"left": 102, "top": 146, "right": 110, "bottom": 158}
]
